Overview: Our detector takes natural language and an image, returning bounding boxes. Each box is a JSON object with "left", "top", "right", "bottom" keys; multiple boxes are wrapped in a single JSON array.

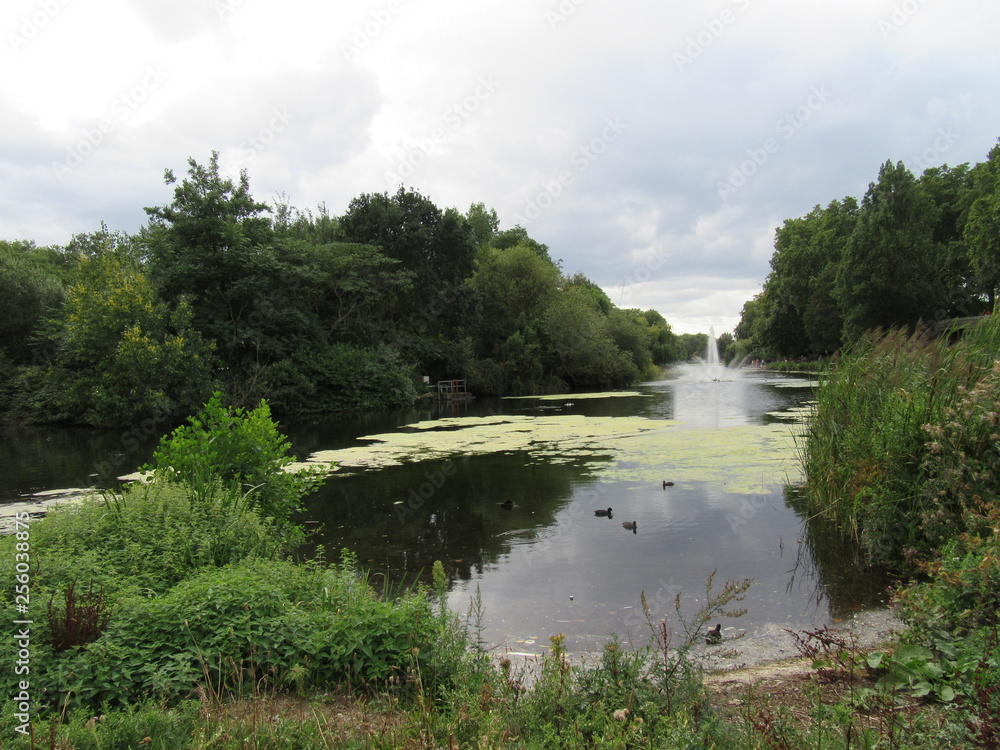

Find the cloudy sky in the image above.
[{"left": 3, "top": 0, "right": 999, "bottom": 334}]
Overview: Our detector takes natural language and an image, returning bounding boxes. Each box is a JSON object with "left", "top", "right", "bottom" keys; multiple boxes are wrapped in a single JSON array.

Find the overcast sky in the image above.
[{"left": 3, "top": 0, "right": 998, "bottom": 334}]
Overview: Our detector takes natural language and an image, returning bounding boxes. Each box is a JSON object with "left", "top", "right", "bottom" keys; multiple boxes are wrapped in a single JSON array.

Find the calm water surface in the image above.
[{"left": 0, "top": 365, "right": 887, "bottom": 653}]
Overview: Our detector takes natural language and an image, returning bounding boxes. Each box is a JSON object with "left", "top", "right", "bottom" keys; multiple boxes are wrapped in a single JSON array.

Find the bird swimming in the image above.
[
  {"left": 499, "top": 500, "right": 514, "bottom": 509},
  {"left": 662, "top": 480, "right": 674, "bottom": 488},
  {"left": 594, "top": 508, "right": 613, "bottom": 517},
  {"left": 622, "top": 521, "right": 637, "bottom": 532},
  {"left": 706, "top": 623, "right": 722, "bottom": 644}
]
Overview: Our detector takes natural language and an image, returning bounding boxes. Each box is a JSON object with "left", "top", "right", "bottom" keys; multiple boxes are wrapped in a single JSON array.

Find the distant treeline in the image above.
[
  {"left": 0, "top": 153, "right": 700, "bottom": 428},
  {"left": 732, "top": 139, "right": 1000, "bottom": 361}
]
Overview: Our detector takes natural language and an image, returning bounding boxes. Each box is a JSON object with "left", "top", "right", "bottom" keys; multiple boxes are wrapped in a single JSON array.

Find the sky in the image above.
[{"left": 3, "top": 0, "right": 999, "bottom": 335}]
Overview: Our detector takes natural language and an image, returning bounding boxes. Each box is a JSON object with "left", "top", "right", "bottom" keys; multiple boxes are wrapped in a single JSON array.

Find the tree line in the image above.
[
  {"left": 734, "top": 139, "right": 1000, "bottom": 360},
  {"left": 0, "top": 153, "right": 689, "bottom": 428}
]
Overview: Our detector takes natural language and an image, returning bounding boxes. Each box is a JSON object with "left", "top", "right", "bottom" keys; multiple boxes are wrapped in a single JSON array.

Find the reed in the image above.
[{"left": 798, "top": 313, "right": 1000, "bottom": 566}]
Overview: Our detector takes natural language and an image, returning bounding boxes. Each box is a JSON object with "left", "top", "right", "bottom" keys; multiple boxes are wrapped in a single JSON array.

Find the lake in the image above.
[{"left": 0, "top": 364, "right": 889, "bottom": 656}]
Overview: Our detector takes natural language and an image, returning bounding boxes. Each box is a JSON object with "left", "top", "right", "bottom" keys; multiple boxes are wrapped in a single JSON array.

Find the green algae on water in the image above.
[{"left": 289, "top": 410, "right": 804, "bottom": 495}]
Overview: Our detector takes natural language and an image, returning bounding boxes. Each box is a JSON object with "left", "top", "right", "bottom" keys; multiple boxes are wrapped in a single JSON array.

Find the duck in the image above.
[
  {"left": 622, "top": 521, "right": 637, "bottom": 533},
  {"left": 705, "top": 623, "right": 722, "bottom": 645},
  {"left": 594, "top": 508, "right": 613, "bottom": 517},
  {"left": 499, "top": 500, "right": 514, "bottom": 509},
  {"left": 662, "top": 480, "right": 674, "bottom": 488}
]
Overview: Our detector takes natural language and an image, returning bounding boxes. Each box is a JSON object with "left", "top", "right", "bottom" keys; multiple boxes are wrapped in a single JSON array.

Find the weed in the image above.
[{"left": 47, "top": 581, "right": 111, "bottom": 652}]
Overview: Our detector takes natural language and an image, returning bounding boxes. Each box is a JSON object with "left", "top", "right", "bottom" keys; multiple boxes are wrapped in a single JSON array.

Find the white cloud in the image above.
[{"left": 3, "top": 0, "right": 999, "bottom": 335}]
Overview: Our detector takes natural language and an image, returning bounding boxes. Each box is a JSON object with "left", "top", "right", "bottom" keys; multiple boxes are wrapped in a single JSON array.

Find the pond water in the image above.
[{"left": 0, "top": 364, "right": 889, "bottom": 655}]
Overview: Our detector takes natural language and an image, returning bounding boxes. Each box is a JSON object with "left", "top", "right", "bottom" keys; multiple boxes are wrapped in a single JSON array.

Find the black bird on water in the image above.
[
  {"left": 594, "top": 508, "right": 613, "bottom": 517},
  {"left": 662, "top": 480, "right": 674, "bottom": 488},
  {"left": 500, "top": 500, "right": 514, "bottom": 509},
  {"left": 622, "top": 521, "right": 637, "bottom": 533}
]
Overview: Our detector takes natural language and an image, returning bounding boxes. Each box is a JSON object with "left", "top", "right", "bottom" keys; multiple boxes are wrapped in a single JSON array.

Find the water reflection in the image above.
[
  {"left": 294, "top": 368, "right": 885, "bottom": 654},
  {"left": 1, "top": 366, "right": 886, "bottom": 655}
]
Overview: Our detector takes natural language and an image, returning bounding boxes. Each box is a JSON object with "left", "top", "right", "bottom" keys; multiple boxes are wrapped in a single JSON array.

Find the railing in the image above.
[{"left": 437, "top": 379, "right": 468, "bottom": 398}]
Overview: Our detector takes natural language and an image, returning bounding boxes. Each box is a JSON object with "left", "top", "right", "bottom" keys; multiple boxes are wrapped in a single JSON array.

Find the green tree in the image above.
[
  {"left": 543, "top": 289, "right": 637, "bottom": 389},
  {"left": 964, "top": 143, "right": 1000, "bottom": 307},
  {"left": 0, "top": 240, "right": 65, "bottom": 364},
  {"left": 768, "top": 197, "right": 857, "bottom": 356},
  {"left": 143, "top": 153, "right": 278, "bottom": 366},
  {"left": 919, "top": 163, "right": 979, "bottom": 315},
  {"left": 45, "top": 252, "right": 215, "bottom": 426},
  {"left": 465, "top": 202, "right": 499, "bottom": 249},
  {"left": 340, "top": 187, "right": 476, "bottom": 292},
  {"left": 469, "top": 244, "right": 562, "bottom": 350},
  {"left": 490, "top": 225, "right": 551, "bottom": 260},
  {"left": 836, "top": 160, "right": 941, "bottom": 344}
]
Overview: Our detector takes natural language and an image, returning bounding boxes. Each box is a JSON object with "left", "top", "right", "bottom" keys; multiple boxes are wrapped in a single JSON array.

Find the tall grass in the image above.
[{"left": 799, "top": 313, "right": 1000, "bottom": 566}]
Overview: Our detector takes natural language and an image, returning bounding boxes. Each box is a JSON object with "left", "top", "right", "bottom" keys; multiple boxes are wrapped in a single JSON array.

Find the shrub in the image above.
[
  {"left": 7, "top": 480, "right": 287, "bottom": 596},
  {"left": 37, "top": 555, "right": 441, "bottom": 710},
  {"left": 799, "top": 314, "right": 1000, "bottom": 567},
  {"left": 146, "top": 392, "right": 324, "bottom": 523}
]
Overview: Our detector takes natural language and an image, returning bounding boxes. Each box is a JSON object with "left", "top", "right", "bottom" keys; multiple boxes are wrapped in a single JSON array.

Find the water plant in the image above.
[{"left": 798, "top": 313, "right": 1000, "bottom": 567}]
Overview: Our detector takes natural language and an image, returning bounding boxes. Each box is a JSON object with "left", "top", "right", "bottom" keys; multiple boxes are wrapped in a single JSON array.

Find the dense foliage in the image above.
[
  {"left": 737, "top": 140, "right": 1000, "bottom": 359},
  {"left": 0, "top": 153, "right": 685, "bottom": 428},
  {"left": 791, "top": 315, "right": 1000, "bottom": 746},
  {"left": 799, "top": 316, "right": 1000, "bottom": 568}
]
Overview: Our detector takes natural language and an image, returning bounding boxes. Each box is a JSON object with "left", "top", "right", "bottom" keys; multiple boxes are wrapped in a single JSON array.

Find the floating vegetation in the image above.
[
  {"left": 290, "top": 407, "right": 804, "bottom": 495},
  {"left": 503, "top": 391, "right": 649, "bottom": 401}
]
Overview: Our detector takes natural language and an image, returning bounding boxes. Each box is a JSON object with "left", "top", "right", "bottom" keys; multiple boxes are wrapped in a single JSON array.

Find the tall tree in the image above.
[
  {"left": 835, "top": 161, "right": 941, "bottom": 344},
  {"left": 143, "top": 153, "right": 278, "bottom": 365},
  {"left": 963, "top": 142, "right": 1000, "bottom": 308},
  {"left": 0, "top": 240, "right": 65, "bottom": 364}
]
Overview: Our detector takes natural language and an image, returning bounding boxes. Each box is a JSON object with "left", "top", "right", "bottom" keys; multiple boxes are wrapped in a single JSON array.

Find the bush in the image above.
[
  {"left": 7, "top": 481, "right": 287, "bottom": 597},
  {"left": 146, "top": 392, "right": 324, "bottom": 523},
  {"left": 799, "top": 315, "right": 1000, "bottom": 567},
  {"left": 33, "top": 555, "right": 441, "bottom": 710}
]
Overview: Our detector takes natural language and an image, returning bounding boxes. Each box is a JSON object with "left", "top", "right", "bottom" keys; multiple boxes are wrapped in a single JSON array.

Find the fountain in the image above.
[{"left": 702, "top": 325, "right": 731, "bottom": 381}]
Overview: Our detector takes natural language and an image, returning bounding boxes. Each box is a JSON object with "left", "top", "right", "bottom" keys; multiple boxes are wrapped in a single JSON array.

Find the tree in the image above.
[
  {"left": 468, "top": 244, "right": 562, "bottom": 351},
  {"left": 964, "top": 143, "right": 1000, "bottom": 307},
  {"left": 919, "top": 163, "right": 978, "bottom": 315},
  {"left": 340, "top": 187, "right": 476, "bottom": 292},
  {"left": 46, "top": 252, "right": 215, "bottom": 426},
  {"left": 0, "top": 241, "right": 65, "bottom": 364},
  {"left": 542, "top": 289, "right": 637, "bottom": 389},
  {"left": 465, "top": 202, "right": 499, "bottom": 249},
  {"left": 490, "top": 225, "right": 551, "bottom": 260},
  {"left": 143, "top": 153, "right": 278, "bottom": 366},
  {"left": 768, "top": 197, "right": 857, "bottom": 355},
  {"left": 836, "top": 161, "right": 941, "bottom": 344}
]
